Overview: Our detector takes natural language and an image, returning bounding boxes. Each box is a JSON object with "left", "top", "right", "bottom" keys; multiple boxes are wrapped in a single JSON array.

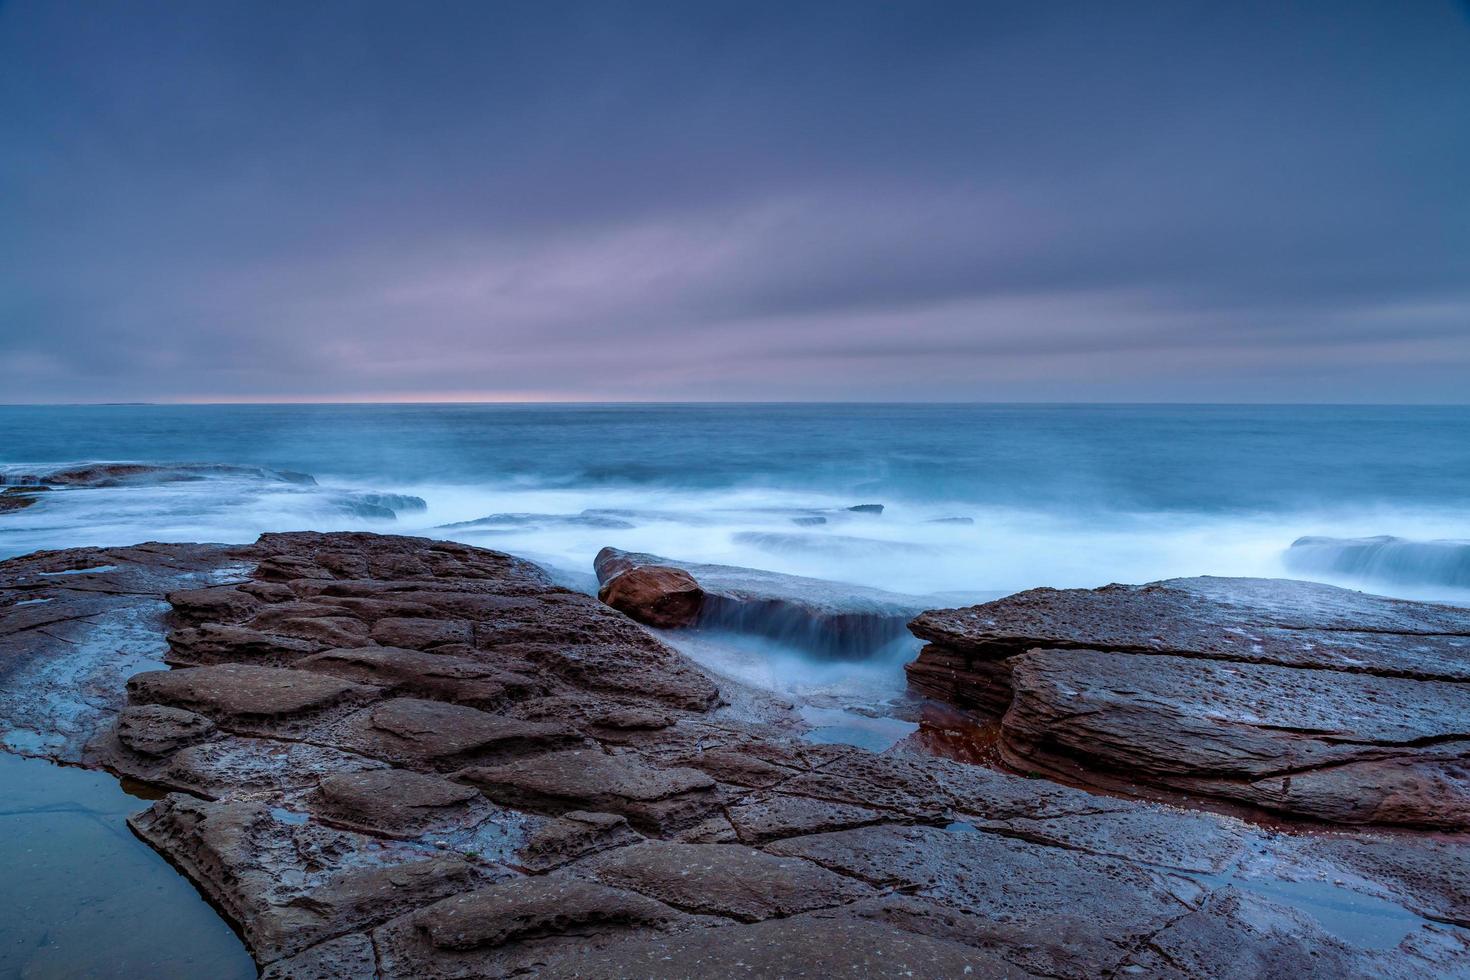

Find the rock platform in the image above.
[
  {"left": 1, "top": 536, "right": 1468, "bottom": 976},
  {"left": 908, "top": 576, "right": 1470, "bottom": 830}
]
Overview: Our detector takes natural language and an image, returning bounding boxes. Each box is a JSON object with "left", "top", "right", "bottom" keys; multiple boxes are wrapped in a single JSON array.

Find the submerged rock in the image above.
[
  {"left": 907, "top": 576, "right": 1470, "bottom": 830},
  {"left": 0, "top": 485, "right": 50, "bottom": 513}
]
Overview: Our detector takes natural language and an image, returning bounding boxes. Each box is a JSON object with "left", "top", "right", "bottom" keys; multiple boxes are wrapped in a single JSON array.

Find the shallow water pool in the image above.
[{"left": 0, "top": 752, "right": 255, "bottom": 979}]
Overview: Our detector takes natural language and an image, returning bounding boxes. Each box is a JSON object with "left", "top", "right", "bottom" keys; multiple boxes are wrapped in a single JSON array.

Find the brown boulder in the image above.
[{"left": 597, "top": 564, "right": 705, "bottom": 629}]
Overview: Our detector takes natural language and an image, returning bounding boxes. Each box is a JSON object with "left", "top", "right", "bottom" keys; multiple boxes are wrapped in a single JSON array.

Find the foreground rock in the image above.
[
  {"left": 908, "top": 576, "right": 1470, "bottom": 830},
  {"left": 594, "top": 546, "right": 979, "bottom": 657},
  {"left": 3, "top": 535, "right": 1469, "bottom": 976}
]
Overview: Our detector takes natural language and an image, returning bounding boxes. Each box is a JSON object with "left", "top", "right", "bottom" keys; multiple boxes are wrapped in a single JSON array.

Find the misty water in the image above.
[
  {"left": 4, "top": 403, "right": 1469, "bottom": 600},
  {"left": 7, "top": 402, "right": 1468, "bottom": 729}
]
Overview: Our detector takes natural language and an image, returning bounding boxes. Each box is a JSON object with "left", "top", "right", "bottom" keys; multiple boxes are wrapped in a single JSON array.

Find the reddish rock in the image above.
[
  {"left": 126, "top": 663, "right": 378, "bottom": 734},
  {"left": 519, "top": 810, "right": 643, "bottom": 871},
  {"left": 597, "top": 564, "right": 705, "bottom": 628},
  {"left": 336, "top": 697, "right": 583, "bottom": 770},
  {"left": 583, "top": 840, "right": 873, "bottom": 922},
  {"left": 457, "top": 749, "right": 721, "bottom": 833},
  {"left": 907, "top": 576, "right": 1470, "bottom": 830}
]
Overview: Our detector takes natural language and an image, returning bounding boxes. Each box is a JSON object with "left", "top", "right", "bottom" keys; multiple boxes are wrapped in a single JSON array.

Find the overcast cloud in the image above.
[{"left": 2, "top": 0, "right": 1468, "bottom": 402}]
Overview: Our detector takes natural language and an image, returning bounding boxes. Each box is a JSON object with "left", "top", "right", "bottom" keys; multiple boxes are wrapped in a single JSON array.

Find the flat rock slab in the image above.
[
  {"left": 581, "top": 840, "right": 874, "bottom": 921},
  {"left": 297, "top": 646, "right": 543, "bottom": 710},
  {"left": 768, "top": 824, "right": 1202, "bottom": 977},
  {"left": 126, "top": 663, "right": 378, "bottom": 731},
  {"left": 537, "top": 907, "right": 1029, "bottom": 979},
  {"left": 907, "top": 576, "right": 1470, "bottom": 829},
  {"left": 0, "top": 542, "right": 243, "bottom": 759},
  {"left": 458, "top": 749, "right": 720, "bottom": 833},
  {"left": 336, "top": 697, "right": 584, "bottom": 770},
  {"left": 310, "top": 768, "right": 482, "bottom": 837}
]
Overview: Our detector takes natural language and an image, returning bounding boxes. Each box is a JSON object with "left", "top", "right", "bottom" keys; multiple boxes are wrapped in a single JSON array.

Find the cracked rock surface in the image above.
[
  {"left": 3, "top": 534, "right": 1469, "bottom": 976},
  {"left": 909, "top": 576, "right": 1470, "bottom": 830}
]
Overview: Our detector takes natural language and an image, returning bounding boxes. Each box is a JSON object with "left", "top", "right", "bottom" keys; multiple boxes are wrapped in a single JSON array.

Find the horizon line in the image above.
[{"left": 3, "top": 399, "right": 1470, "bottom": 409}]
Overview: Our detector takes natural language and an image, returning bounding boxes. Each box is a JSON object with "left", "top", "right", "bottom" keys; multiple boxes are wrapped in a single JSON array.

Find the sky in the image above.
[{"left": 2, "top": 1, "right": 1468, "bottom": 403}]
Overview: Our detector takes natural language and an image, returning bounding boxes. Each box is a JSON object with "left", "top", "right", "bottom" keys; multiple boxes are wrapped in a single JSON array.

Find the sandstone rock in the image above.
[
  {"left": 8, "top": 531, "right": 1468, "bottom": 979},
  {"left": 414, "top": 875, "right": 679, "bottom": 951},
  {"left": 9, "top": 462, "right": 313, "bottom": 488},
  {"left": 159, "top": 737, "right": 388, "bottom": 798},
  {"left": 168, "top": 623, "right": 326, "bottom": 666},
  {"left": 539, "top": 907, "right": 1026, "bottom": 979},
  {"left": 297, "top": 646, "right": 542, "bottom": 710},
  {"left": 129, "top": 794, "right": 501, "bottom": 963},
  {"left": 260, "top": 934, "right": 377, "bottom": 980},
  {"left": 726, "top": 791, "right": 887, "bottom": 844},
  {"left": 311, "top": 768, "right": 482, "bottom": 837},
  {"left": 907, "top": 576, "right": 1470, "bottom": 829},
  {"left": 597, "top": 563, "right": 705, "bottom": 628},
  {"left": 593, "top": 546, "right": 961, "bottom": 657},
  {"left": 0, "top": 488, "right": 46, "bottom": 512},
  {"left": 337, "top": 697, "right": 583, "bottom": 770},
  {"left": 0, "top": 541, "right": 238, "bottom": 760},
  {"left": 372, "top": 615, "right": 473, "bottom": 649},
  {"left": 518, "top": 810, "right": 642, "bottom": 871},
  {"left": 114, "top": 704, "right": 216, "bottom": 756},
  {"left": 166, "top": 585, "right": 263, "bottom": 624},
  {"left": 370, "top": 876, "right": 697, "bottom": 978},
  {"left": 768, "top": 824, "right": 1200, "bottom": 977},
  {"left": 126, "top": 663, "right": 378, "bottom": 734},
  {"left": 583, "top": 840, "right": 873, "bottom": 921},
  {"left": 458, "top": 749, "right": 720, "bottom": 832}
]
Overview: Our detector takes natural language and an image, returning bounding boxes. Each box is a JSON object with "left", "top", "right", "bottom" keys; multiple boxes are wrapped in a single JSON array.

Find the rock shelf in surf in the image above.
[
  {"left": 0, "top": 461, "right": 428, "bottom": 523},
  {"left": 908, "top": 576, "right": 1470, "bottom": 830},
  {"left": 1, "top": 533, "right": 1469, "bottom": 976},
  {"left": 593, "top": 545, "right": 958, "bottom": 658}
]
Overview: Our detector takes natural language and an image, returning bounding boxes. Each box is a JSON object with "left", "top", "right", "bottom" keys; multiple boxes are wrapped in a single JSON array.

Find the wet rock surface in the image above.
[
  {"left": 908, "top": 576, "right": 1470, "bottom": 830},
  {"left": 3, "top": 535, "right": 1470, "bottom": 976}
]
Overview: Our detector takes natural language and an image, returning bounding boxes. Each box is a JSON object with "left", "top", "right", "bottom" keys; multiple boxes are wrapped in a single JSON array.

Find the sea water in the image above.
[{"left": 3, "top": 403, "right": 1468, "bottom": 602}]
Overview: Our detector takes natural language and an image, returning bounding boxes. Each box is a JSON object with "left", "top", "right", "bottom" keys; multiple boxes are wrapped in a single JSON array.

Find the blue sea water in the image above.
[{"left": 3, "top": 403, "right": 1469, "bottom": 601}]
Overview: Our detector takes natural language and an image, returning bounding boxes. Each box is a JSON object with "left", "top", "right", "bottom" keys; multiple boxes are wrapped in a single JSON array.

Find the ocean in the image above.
[{"left": 3, "top": 403, "right": 1469, "bottom": 603}]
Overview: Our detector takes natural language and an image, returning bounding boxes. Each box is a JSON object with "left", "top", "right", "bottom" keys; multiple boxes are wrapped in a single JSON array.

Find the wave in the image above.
[{"left": 1285, "top": 535, "right": 1470, "bottom": 591}]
